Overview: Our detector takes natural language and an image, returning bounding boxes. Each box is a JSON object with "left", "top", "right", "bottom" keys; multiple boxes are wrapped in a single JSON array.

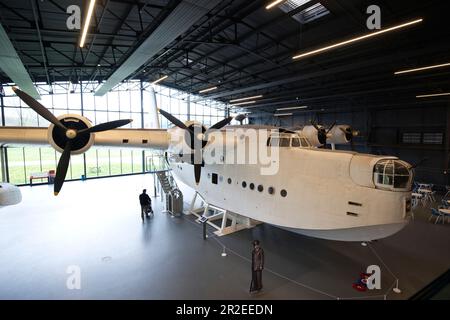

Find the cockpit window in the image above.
[
  {"left": 374, "top": 160, "right": 412, "bottom": 191},
  {"left": 280, "top": 138, "right": 290, "bottom": 147},
  {"left": 300, "top": 138, "right": 310, "bottom": 147},
  {"left": 291, "top": 138, "right": 301, "bottom": 147},
  {"left": 267, "top": 134, "right": 312, "bottom": 148}
]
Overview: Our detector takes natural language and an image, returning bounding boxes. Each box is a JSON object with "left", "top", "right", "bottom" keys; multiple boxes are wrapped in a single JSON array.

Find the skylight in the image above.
[
  {"left": 279, "top": 1, "right": 330, "bottom": 24},
  {"left": 279, "top": 0, "right": 311, "bottom": 12}
]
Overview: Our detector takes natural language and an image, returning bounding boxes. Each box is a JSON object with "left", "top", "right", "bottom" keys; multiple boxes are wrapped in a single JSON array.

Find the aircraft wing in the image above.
[{"left": 0, "top": 126, "right": 169, "bottom": 150}]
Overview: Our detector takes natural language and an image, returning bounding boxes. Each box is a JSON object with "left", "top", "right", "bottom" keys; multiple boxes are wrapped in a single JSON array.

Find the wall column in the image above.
[
  {"left": 445, "top": 103, "right": 450, "bottom": 186},
  {"left": 187, "top": 94, "right": 191, "bottom": 121},
  {"left": 0, "top": 89, "right": 8, "bottom": 182},
  {"left": 140, "top": 80, "right": 145, "bottom": 173},
  {"left": 80, "top": 80, "right": 87, "bottom": 179}
]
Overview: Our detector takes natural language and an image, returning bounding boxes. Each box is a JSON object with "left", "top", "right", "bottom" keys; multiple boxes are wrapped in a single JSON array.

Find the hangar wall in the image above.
[{"left": 250, "top": 104, "right": 450, "bottom": 187}]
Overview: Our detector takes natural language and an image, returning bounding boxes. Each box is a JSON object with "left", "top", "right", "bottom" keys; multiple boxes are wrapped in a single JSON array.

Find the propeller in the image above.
[
  {"left": 339, "top": 126, "right": 359, "bottom": 142},
  {"left": 12, "top": 86, "right": 132, "bottom": 195},
  {"left": 310, "top": 121, "right": 326, "bottom": 145},
  {"left": 310, "top": 120, "right": 336, "bottom": 146},
  {"left": 159, "top": 109, "right": 233, "bottom": 185}
]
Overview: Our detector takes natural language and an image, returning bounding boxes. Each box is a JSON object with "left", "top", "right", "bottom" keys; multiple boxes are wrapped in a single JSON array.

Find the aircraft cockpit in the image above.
[
  {"left": 373, "top": 159, "right": 414, "bottom": 191},
  {"left": 267, "top": 132, "right": 312, "bottom": 148}
]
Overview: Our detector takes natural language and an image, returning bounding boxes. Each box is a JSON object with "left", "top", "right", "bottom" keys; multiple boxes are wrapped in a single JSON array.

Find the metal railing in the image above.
[{"left": 145, "top": 153, "right": 178, "bottom": 197}]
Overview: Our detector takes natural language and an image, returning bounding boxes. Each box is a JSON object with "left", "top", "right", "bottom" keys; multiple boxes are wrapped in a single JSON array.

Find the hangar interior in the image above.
[{"left": 0, "top": 0, "right": 449, "bottom": 299}]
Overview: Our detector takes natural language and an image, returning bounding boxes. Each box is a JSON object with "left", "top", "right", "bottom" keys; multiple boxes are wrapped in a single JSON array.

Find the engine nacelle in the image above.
[
  {"left": 301, "top": 125, "right": 325, "bottom": 147},
  {"left": 48, "top": 114, "right": 94, "bottom": 154},
  {"left": 0, "top": 183, "right": 22, "bottom": 207},
  {"left": 328, "top": 125, "right": 353, "bottom": 145}
]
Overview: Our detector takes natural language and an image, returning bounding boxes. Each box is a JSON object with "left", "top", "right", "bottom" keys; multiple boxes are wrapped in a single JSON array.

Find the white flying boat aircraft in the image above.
[{"left": 0, "top": 87, "right": 414, "bottom": 241}]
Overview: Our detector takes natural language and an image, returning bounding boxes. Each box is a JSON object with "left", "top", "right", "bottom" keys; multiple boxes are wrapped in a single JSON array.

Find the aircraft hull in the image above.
[
  {"left": 278, "top": 221, "right": 408, "bottom": 242},
  {"left": 166, "top": 125, "right": 413, "bottom": 242},
  {"left": 169, "top": 145, "right": 412, "bottom": 242}
]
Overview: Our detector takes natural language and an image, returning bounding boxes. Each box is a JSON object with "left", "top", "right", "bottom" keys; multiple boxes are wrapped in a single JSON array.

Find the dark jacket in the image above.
[
  {"left": 139, "top": 193, "right": 151, "bottom": 206},
  {"left": 252, "top": 246, "right": 264, "bottom": 271}
]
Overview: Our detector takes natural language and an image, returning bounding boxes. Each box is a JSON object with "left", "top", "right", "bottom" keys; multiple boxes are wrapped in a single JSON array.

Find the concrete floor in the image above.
[{"left": 0, "top": 174, "right": 449, "bottom": 300}]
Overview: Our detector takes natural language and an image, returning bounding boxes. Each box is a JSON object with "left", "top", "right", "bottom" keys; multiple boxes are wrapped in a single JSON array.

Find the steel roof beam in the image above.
[{"left": 95, "top": 0, "right": 223, "bottom": 96}]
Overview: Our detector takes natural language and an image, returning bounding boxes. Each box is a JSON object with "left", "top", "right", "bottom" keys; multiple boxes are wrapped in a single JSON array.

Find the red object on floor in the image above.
[{"left": 352, "top": 283, "right": 367, "bottom": 292}]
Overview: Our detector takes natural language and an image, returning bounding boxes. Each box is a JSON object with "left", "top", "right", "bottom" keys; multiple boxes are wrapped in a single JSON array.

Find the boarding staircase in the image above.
[
  {"left": 145, "top": 154, "right": 183, "bottom": 216},
  {"left": 156, "top": 171, "right": 177, "bottom": 194}
]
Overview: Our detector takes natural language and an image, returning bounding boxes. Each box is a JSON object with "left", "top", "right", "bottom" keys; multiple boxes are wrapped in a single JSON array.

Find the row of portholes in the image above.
[{"left": 227, "top": 178, "right": 287, "bottom": 197}]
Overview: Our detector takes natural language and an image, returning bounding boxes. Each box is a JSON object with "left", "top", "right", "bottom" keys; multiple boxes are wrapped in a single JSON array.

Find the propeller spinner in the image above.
[{"left": 12, "top": 87, "right": 132, "bottom": 195}]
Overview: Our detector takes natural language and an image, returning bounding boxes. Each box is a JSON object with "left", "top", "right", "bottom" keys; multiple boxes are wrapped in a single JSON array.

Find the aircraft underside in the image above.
[
  {"left": 170, "top": 159, "right": 410, "bottom": 242},
  {"left": 278, "top": 222, "right": 408, "bottom": 242}
]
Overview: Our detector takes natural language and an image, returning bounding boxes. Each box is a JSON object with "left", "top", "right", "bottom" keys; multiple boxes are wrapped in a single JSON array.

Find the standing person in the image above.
[
  {"left": 250, "top": 240, "right": 264, "bottom": 293},
  {"left": 139, "top": 189, "right": 152, "bottom": 222}
]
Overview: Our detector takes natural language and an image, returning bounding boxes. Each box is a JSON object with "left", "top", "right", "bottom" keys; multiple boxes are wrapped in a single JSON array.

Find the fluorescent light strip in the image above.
[
  {"left": 79, "top": 0, "right": 97, "bottom": 48},
  {"left": 293, "top": 18, "right": 423, "bottom": 60},
  {"left": 416, "top": 92, "right": 450, "bottom": 98},
  {"left": 277, "top": 106, "right": 308, "bottom": 111},
  {"left": 229, "top": 95, "right": 263, "bottom": 103},
  {"left": 151, "top": 75, "right": 168, "bottom": 85},
  {"left": 274, "top": 113, "right": 293, "bottom": 117},
  {"left": 199, "top": 86, "right": 218, "bottom": 94},
  {"left": 266, "top": 0, "right": 286, "bottom": 9},
  {"left": 230, "top": 101, "right": 257, "bottom": 107},
  {"left": 395, "top": 62, "right": 450, "bottom": 75}
]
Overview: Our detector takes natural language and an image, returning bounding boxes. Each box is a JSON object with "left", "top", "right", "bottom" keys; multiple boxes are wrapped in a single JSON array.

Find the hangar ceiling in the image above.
[{"left": 0, "top": 0, "right": 449, "bottom": 112}]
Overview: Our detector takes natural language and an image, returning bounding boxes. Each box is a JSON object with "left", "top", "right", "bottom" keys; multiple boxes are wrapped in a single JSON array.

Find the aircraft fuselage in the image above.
[{"left": 168, "top": 126, "right": 412, "bottom": 241}]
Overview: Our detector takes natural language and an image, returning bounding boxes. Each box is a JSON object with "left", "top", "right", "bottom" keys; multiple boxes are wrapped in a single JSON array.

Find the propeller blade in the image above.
[
  {"left": 192, "top": 144, "right": 203, "bottom": 185},
  {"left": 158, "top": 109, "right": 188, "bottom": 130},
  {"left": 209, "top": 116, "right": 234, "bottom": 130},
  {"left": 194, "top": 164, "right": 202, "bottom": 185},
  {"left": 317, "top": 128, "right": 328, "bottom": 145},
  {"left": 54, "top": 140, "right": 72, "bottom": 196},
  {"left": 12, "top": 87, "right": 67, "bottom": 131},
  {"left": 310, "top": 120, "right": 320, "bottom": 131},
  {"left": 79, "top": 119, "right": 132, "bottom": 135},
  {"left": 326, "top": 121, "right": 337, "bottom": 134}
]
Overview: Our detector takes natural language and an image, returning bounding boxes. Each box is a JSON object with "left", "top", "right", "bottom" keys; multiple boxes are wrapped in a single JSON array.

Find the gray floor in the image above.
[{"left": 0, "top": 174, "right": 449, "bottom": 300}]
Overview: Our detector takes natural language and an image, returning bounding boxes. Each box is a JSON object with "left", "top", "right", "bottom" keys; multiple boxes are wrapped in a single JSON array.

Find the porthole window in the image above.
[
  {"left": 268, "top": 187, "right": 275, "bottom": 195},
  {"left": 258, "top": 185, "right": 264, "bottom": 192},
  {"left": 242, "top": 181, "right": 247, "bottom": 188},
  {"left": 249, "top": 183, "right": 255, "bottom": 190},
  {"left": 281, "top": 189, "right": 287, "bottom": 197},
  {"left": 227, "top": 178, "right": 232, "bottom": 184}
]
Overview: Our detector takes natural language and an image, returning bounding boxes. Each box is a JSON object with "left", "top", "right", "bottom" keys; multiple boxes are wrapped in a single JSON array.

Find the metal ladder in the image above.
[
  {"left": 145, "top": 153, "right": 182, "bottom": 215},
  {"left": 145, "top": 154, "right": 174, "bottom": 194},
  {"left": 156, "top": 171, "right": 178, "bottom": 194}
]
